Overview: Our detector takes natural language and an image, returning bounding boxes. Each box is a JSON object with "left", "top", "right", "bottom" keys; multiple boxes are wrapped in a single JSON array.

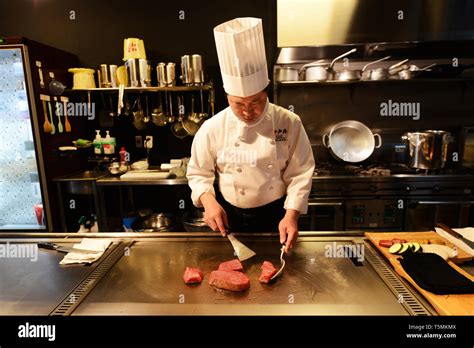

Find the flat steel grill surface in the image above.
[{"left": 74, "top": 237, "right": 409, "bottom": 315}]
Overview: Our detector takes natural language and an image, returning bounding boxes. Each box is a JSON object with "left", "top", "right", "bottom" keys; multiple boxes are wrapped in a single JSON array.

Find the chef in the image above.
[{"left": 187, "top": 17, "right": 314, "bottom": 252}]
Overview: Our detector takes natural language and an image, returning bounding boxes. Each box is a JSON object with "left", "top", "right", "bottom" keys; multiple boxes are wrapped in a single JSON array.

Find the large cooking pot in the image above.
[
  {"left": 132, "top": 213, "right": 177, "bottom": 232},
  {"left": 402, "top": 130, "right": 453, "bottom": 169},
  {"left": 322, "top": 121, "right": 382, "bottom": 163}
]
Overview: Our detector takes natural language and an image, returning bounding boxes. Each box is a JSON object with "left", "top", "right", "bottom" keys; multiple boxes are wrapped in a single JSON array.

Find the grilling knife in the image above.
[
  {"left": 37, "top": 242, "right": 96, "bottom": 254},
  {"left": 436, "top": 223, "right": 474, "bottom": 249}
]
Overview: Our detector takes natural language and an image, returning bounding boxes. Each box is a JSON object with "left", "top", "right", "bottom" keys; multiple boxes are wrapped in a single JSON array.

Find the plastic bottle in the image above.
[
  {"left": 103, "top": 130, "right": 116, "bottom": 154},
  {"left": 119, "top": 146, "right": 127, "bottom": 164},
  {"left": 93, "top": 130, "right": 102, "bottom": 155}
]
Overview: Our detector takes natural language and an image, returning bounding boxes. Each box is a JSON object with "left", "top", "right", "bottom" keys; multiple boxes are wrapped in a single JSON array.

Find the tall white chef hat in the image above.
[{"left": 214, "top": 17, "right": 269, "bottom": 97}]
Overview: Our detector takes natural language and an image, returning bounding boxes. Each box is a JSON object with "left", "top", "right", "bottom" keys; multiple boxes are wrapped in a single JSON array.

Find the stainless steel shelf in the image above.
[
  {"left": 96, "top": 176, "right": 188, "bottom": 186},
  {"left": 279, "top": 78, "right": 474, "bottom": 86},
  {"left": 67, "top": 84, "right": 213, "bottom": 93}
]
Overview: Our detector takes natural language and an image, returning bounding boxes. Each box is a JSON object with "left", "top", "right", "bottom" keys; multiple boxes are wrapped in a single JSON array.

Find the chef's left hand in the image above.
[{"left": 278, "top": 209, "right": 299, "bottom": 253}]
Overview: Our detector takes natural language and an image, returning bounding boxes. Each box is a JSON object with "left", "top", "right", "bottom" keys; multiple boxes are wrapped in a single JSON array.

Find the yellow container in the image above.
[
  {"left": 68, "top": 68, "right": 96, "bottom": 89},
  {"left": 123, "top": 38, "right": 147, "bottom": 61}
]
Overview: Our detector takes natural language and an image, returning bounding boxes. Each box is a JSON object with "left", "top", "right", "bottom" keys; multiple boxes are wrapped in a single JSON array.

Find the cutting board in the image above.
[{"left": 366, "top": 231, "right": 474, "bottom": 316}]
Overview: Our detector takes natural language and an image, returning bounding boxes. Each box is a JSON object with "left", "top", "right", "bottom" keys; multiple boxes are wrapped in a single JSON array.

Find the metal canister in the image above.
[
  {"left": 138, "top": 59, "right": 149, "bottom": 87},
  {"left": 109, "top": 65, "right": 118, "bottom": 87},
  {"left": 99, "top": 64, "right": 110, "bottom": 88},
  {"left": 125, "top": 58, "right": 139, "bottom": 87},
  {"left": 191, "top": 54, "right": 204, "bottom": 85},
  {"left": 166, "top": 62, "right": 176, "bottom": 86},
  {"left": 156, "top": 63, "right": 166, "bottom": 87},
  {"left": 180, "top": 55, "right": 193, "bottom": 85}
]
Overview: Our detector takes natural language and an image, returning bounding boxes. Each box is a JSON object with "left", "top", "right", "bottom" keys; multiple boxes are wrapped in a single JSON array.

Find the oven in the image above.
[
  {"left": 299, "top": 199, "right": 344, "bottom": 231},
  {"left": 404, "top": 198, "right": 474, "bottom": 231}
]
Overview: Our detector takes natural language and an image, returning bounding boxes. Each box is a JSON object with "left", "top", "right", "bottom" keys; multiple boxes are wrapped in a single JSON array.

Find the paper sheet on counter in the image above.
[
  {"left": 59, "top": 238, "right": 112, "bottom": 265},
  {"left": 434, "top": 227, "right": 474, "bottom": 256}
]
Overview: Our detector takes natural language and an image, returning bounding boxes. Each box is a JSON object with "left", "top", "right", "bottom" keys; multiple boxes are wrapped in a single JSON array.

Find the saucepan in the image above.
[
  {"left": 274, "top": 66, "right": 299, "bottom": 82},
  {"left": 322, "top": 120, "right": 382, "bottom": 163},
  {"left": 335, "top": 56, "right": 391, "bottom": 82},
  {"left": 299, "top": 48, "right": 357, "bottom": 82}
]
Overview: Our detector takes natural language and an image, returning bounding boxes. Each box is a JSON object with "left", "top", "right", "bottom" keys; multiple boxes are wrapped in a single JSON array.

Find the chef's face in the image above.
[{"left": 227, "top": 90, "right": 268, "bottom": 124}]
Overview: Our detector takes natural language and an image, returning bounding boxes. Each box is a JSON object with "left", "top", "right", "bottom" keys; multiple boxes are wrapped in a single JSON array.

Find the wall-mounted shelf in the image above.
[
  {"left": 67, "top": 83, "right": 213, "bottom": 93},
  {"left": 278, "top": 78, "right": 474, "bottom": 86}
]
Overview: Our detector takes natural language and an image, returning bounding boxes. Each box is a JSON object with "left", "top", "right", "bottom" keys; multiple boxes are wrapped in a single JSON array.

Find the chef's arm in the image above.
[
  {"left": 186, "top": 126, "right": 217, "bottom": 208},
  {"left": 282, "top": 120, "right": 315, "bottom": 215},
  {"left": 186, "top": 127, "right": 228, "bottom": 236}
]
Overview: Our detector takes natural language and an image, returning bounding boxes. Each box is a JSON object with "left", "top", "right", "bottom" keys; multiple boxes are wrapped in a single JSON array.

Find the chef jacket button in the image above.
[
  {"left": 270, "top": 140, "right": 275, "bottom": 145},
  {"left": 236, "top": 167, "right": 242, "bottom": 173},
  {"left": 234, "top": 142, "right": 240, "bottom": 147},
  {"left": 240, "top": 190, "right": 245, "bottom": 195},
  {"left": 267, "top": 164, "right": 274, "bottom": 169}
]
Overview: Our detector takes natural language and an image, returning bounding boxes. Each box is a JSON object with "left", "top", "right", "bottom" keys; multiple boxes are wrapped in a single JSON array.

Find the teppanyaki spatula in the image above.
[{"left": 227, "top": 233, "right": 256, "bottom": 261}]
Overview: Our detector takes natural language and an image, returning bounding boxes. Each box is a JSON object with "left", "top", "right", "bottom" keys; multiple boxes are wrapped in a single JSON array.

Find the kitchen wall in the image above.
[{"left": 0, "top": 0, "right": 277, "bottom": 164}]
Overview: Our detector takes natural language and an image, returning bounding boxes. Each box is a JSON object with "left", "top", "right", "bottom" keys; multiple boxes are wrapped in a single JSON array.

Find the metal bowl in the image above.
[
  {"left": 136, "top": 213, "right": 176, "bottom": 232},
  {"left": 182, "top": 210, "right": 212, "bottom": 232}
]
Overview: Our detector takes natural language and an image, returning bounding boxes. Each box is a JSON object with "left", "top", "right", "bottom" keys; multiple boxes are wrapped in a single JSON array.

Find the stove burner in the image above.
[{"left": 313, "top": 162, "right": 471, "bottom": 177}]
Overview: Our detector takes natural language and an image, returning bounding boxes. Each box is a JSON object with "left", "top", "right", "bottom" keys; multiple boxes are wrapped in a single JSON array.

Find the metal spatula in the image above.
[
  {"left": 227, "top": 233, "right": 256, "bottom": 261},
  {"left": 271, "top": 244, "right": 286, "bottom": 280}
]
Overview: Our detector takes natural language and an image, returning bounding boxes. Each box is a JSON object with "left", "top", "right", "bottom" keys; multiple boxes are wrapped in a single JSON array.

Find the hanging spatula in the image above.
[{"left": 227, "top": 233, "right": 256, "bottom": 261}]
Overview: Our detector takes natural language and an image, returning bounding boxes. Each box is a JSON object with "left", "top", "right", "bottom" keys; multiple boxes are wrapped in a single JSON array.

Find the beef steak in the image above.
[
  {"left": 183, "top": 267, "right": 204, "bottom": 284},
  {"left": 218, "top": 259, "right": 244, "bottom": 272},
  {"left": 209, "top": 270, "right": 250, "bottom": 291},
  {"left": 258, "top": 261, "right": 278, "bottom": 283}
]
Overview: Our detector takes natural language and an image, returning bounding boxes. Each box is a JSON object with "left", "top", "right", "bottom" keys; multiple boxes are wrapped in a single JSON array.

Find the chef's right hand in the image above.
[{"left": 200, "top": 193, "right": 229, "bottom": 237}]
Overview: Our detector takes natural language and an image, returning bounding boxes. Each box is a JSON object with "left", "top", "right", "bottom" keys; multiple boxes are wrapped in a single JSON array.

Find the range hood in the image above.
[{"left": 277, "top": 0, "right": 474, "bottom": 47}]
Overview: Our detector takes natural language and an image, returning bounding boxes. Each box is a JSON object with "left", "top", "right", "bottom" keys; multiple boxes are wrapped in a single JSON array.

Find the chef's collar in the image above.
[{"left": 231, "top": 98, "right": 270, "bottom": 129}]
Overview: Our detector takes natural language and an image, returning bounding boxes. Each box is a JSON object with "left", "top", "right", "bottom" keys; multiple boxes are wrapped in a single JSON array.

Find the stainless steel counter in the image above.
[
  {"left": 0, "top": 233, "right": 436, "bottom": 316},
  {"left": 96, "top": 176, "right": 188, "bottom": 186}
]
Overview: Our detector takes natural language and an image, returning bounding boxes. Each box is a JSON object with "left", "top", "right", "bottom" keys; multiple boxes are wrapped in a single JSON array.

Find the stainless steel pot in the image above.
[
  {"left": 402, "top": 130, "right": 453, "bottom": 169},
  {"left": 274, "top": 66, "right": 299, "bottom": 82},
  {"left": 300, "top": 48, "right": 357, "bottom": 81},
  {"left": 135, "top": 213, "right": 176, "bottom": 232},
  {"left": 335, "top": 56, "right": 391, "bottom": 82},
  {"left": 322, "top": 120, "right": 382, "bottom": 162}
]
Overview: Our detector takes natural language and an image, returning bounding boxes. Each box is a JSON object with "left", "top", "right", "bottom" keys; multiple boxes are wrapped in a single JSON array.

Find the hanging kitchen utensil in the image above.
[
  {"left": 47, "top": 99, "right": 56, "bottom": 135},
  {"left": 61, "top": 96, "right": 71, "bottom": 132},
  {"left": 172, "top": 95, "right": 188, "bottom": 138},
  {"left": 167, "top": 92, "right": 176, "bottom": 123},
  {"left": 300, "top": 48, "right": 357, "bottom": 81},
  {"left": 152, "top": 92, "right": 167, "bottom": 126},
  {"left": 270, "top": 244, "right": 286, "bottom": 280},
  {"left": 54, "top": 97, "right": 63, "bottom": 133},
  {"left": 227, "top": 233, "right": 256, "bottom": 261},
  {"left": 322, "top": 120, "right": 382, "bottom": 163},
  {"left": 183, "top": 94, "right": 202, "bottom": 136},
  {"left": 40, "top": 95, "right": 52, "bottom": 133},
  {"left": 143, "top": 94, "right": 150, "bottom": 123},
  {"left": 133, "top": 95, "right": 147, "bottom": 130}
]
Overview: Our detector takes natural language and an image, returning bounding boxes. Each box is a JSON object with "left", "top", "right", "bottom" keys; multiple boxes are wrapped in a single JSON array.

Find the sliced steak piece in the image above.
[
  {"left": 258, "top": 261, "right": 278, "bottom": 283},
  {"left": 209, "top": 270, "right": 250, "bottom": 291},
  {"left": 218, "top": 259, "right": 244, "bottom": 272},
  {"left": 183, "top": 267, "right": 204, "bottom": 284}
]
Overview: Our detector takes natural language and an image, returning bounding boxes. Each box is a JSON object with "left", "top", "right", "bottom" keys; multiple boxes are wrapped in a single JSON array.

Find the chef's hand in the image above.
[
  {"left": 200, "top": 193, "right": 229, "bottom": 237},
  {"left": 279, "top": 209, "right": 299, "bottom": 253}
]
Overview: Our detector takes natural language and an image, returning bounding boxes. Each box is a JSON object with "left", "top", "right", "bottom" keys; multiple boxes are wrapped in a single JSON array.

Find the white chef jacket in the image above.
[{"left": 186, "top": 100, "right": 315, "bottom": 214}]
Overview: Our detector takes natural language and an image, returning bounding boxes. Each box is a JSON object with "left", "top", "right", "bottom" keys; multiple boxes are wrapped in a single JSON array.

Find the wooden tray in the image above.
[{"left": 365, "top": 231, "right": 474, "bottom": 316}]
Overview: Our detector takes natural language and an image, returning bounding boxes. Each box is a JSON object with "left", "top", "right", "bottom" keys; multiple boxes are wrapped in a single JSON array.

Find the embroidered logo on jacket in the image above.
[{"left": 274, "top": 128, "right": 288, "bottom": 142}]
